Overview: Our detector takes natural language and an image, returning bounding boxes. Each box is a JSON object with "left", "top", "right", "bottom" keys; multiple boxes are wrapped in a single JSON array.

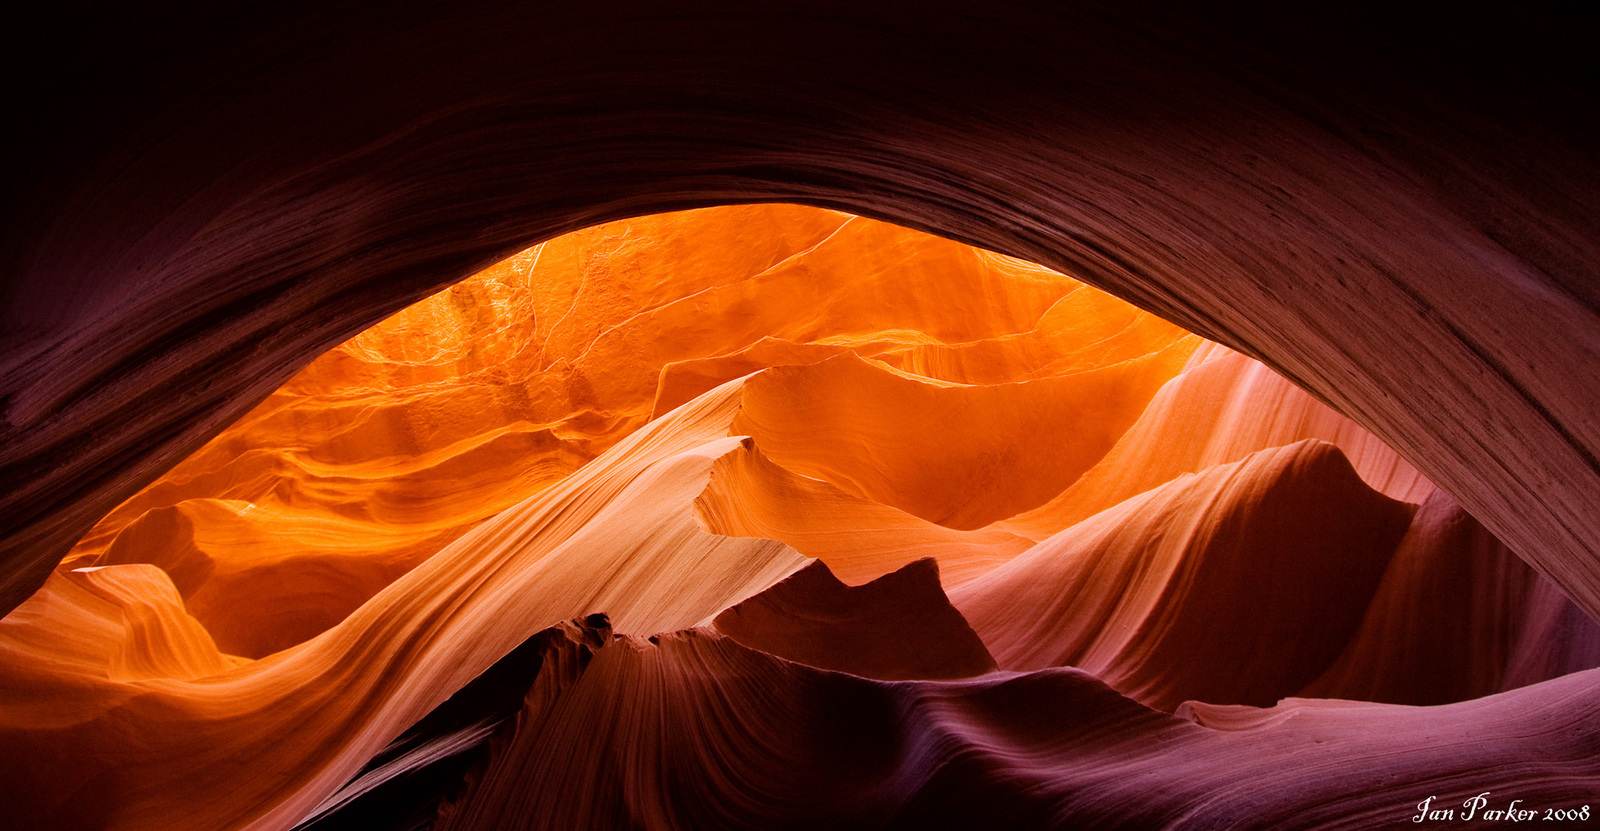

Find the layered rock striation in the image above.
[{"left": 4, "top": 205, "right": 1598, "bottom": 827}]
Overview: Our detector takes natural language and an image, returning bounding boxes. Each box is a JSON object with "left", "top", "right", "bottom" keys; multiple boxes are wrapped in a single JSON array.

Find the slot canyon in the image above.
[{"left": 4, "top": 3, "right": 1600, "bottom": 829}]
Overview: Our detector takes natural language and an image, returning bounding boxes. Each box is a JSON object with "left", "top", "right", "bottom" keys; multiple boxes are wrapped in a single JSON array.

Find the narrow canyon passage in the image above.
[
  {"left": 4, "top": 206, "right": 1596, "bottom": 829},
  {"left": 5, "top": 4, "right": 1600, "bottom": 828}
]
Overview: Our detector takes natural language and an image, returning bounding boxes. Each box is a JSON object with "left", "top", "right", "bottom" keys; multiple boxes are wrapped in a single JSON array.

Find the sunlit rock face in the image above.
[
  {"left": 3, "top": 206, "right": 1597, "bottom": 829},
  {"left": 58, "top": 205, "right": 1183, "bottom": 655}
]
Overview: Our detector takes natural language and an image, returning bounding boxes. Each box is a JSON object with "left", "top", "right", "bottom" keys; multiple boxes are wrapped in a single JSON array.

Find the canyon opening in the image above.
[{"left": 4, "top": 204, "right": 1598, "bottom": 829}]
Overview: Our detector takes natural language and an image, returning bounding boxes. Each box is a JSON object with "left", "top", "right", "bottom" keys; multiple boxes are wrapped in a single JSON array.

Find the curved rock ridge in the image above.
[
  {"left": 878, "top": 283, "right": 1208, "bottom": 385},
  {"left": 430, "top": 623, "right": 1600, "bottom": 830},
  {"left": 693, "top": 423, "right": 1032, "bottom": 586},
  {"left": 0, "top": 380, "right": 812, "bottom": 831},
  {"left": 712, "top": 558, "right": 997, "bottom": 681},
  {"left": 0, "top": 565, "right": 242, "bottom": 695},
  {"left": 1303, "top": 489, "right": 1600, "bottom": 706},
  {"left": 651, "top": 282, "right": 1201, "bottom": 416},
  {"left": 731, "top": 351, "right": 1191, "bottom": 530},
  {"left": 92, "top": 499, "right": 464, "bottom": 659},
  {"left": 998, "top": 344, "right": 1436, "bottom": 541},
  {"left": 951, "top": 440, "right": 1416, "bottom": 710}
]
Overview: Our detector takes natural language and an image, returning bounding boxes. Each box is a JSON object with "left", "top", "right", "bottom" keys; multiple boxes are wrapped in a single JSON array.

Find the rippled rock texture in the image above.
[
  {"left": 4, "top": 205, "right": 1598, "bottom": 829},
  {"left": 6, "top": 4, "right": 1600, "bottom": 828}
]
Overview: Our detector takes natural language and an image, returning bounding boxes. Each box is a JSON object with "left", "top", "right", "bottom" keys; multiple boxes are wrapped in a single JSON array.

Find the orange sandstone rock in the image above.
[
  {"left": 59, "top": 205, "right": 1192, "bottom": 657},
  {"left": 4, "top": 203, "right": 1590, "bottom": 829},
  {"left": 951, "top": 440, "right": 1415, "bottom": 710}
]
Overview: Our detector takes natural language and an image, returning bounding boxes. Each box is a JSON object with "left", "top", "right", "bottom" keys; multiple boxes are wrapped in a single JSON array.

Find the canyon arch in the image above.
[{"left": 3, "top": 0, "right": 1599, "bottom": 625}]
